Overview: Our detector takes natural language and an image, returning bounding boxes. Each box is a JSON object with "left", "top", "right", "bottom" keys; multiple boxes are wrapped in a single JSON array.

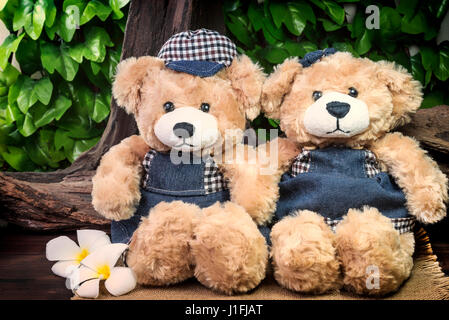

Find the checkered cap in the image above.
[{"left": 157, "top": 29, "right": 237, "bottom": 66}]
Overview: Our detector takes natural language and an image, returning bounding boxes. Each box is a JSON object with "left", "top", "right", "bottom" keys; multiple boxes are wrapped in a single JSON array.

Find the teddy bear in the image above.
[
  {"left": 259, "top": 49, "right": 448, "bottom": 295},
  {"left": 91, "top": 29, "right": 279, "bottom": 295}
]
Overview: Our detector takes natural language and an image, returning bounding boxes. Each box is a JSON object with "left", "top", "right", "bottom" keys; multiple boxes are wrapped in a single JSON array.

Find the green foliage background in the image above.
[
  {"left": 0, "top": 0, "right": 129, "bottom": 171},
  {"left": 224, "top": 0, "right": 449, "bottom": 129},
  {"left": 1, "top": 0, "right": 448, "bottom": 171}
]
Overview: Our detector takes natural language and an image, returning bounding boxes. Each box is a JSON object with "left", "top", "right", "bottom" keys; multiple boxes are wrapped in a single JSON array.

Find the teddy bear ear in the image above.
[
  {"left": 112, "top": 56, "right": 165, "bottom": 114},
  {"left": 225, "top": 55, "right": 266, "bottom": 121},
  {"left": 376, "top": 60, "right": 423, "bottom": 127},
  {"left": 260, "top": 58, "right": 303, "bottom": 120}
]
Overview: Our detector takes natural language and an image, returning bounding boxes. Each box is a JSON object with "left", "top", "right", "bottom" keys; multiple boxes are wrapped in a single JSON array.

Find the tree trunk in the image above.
[{"left": 0, "top": 0, "right": 225, "bottom": 231}]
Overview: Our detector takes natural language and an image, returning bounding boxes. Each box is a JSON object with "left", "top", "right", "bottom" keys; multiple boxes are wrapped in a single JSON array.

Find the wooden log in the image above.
[{"left": 0, "top": 0, "right": 225, "bottom": 231}]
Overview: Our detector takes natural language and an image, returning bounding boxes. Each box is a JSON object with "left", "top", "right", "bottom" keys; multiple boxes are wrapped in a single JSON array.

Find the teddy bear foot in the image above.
[
  {"left": 335, "top": 206, "right": 414, "bottom": 296},
  {"left": 190, "top": 202, "right": 268, "bottom": 295},
  {"left": 270, "top": 210, "right": 341, "bottom": 294},
  {"left": 126, "top": 201, "right": 201, "bottom": 286}
]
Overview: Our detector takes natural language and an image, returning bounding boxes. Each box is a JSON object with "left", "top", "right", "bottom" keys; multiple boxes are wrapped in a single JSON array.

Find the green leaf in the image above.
[
  {"left": 1, "top": 145, "right": 36, "bottom": 171},
  {"left": 283, "top": 41, "right": 306, "bottom": 57},
  {"left": 15, "top": 76, "right": 37, "bottom": 113},
  {"left": 355, "top": 30, "right": 372, "bottom": 55},
  {"left": 45, "top": 0, "right": 57, "bottom": 27},
  {"left": 0, "top": 33, "right": 25, "bottom": 70},
  {"left": 434, "top": 46, "right": 449, "bottom": 81},
  {"left": 269, "top": 2, "right": 287, "bottom": 29},
  {"left": 40, "top": 42, "right": 79, "bottom": 81},
  {"left": 92, "top": 91, "right": 110, "bottom": 123},
  {"left": 5, "top": 103, "right": 21, "bottom": 125},
  {"left": 289, "top": 2, "right": 316, "bottom": 25},
  {"left": 54, "top": 128, "right": 72, "bottom": 151},
  {"left": 33, "top": 77, "right": 53, "bottom": 105},
  {"left": 261, "top": 47, "right": 289, "bottom": 64},
  {"left": 15, "top": 37, "right": 41, "bottom": 75},
  {"left": 68, "top": 43, "right": 85, "bottom": 63},
  {"left": 54, "top": 95, "right": 72, "bottom": 121},
  {"left": 109, "top": 0, "right": 130, "bottom": 19},
  {"left": 410, "top": 54, "right": 425, "bottom": 84},
  {"left": 379, "top": 7, "right": 401, "bottom": 38},
  {"left": 31, "top": 101, "right": 55, "bottom": 128},
  {"left": 83, "top": 27, "right": 114, "bottom": 63},
  {"left": 91, "top": 61, "right": 101, "bottom": 75},
  {"left": 0, "top": 63, "right": 20, "bottom": 89},
  {"left": 397, "top": 0, "right": 419, "bottom": 19},
  {"left": 420, "top": 46, "right": 439, "bottom": 71},
  {"left": 421, "top": 91, "right": 445, "bottom": 108},
  {"left": 401, "top": 12, "right": 428, "bottom": 34},
  {"left": 80, "top": 0, "right": 112, "bottom": 25},
  {"left": 17, "top": 111, "right": 37, "bottom": 136},
  {"left": 322, "top": 0, "right": 345, "bottom": 25},
  {"left": 319, "top": 18, "right": 342, "bottom": 32},
  {"left": 226, "top": 13, "right": 253, "bottom": 47},
  {"left": 71, "top": 136, "right": 100, "bottom": 161},
  {"left": 283, "top": 2, "right": 307, "bottom": 36},
  {"left": 13, "top": 0, "right": 47, "bottom": 40}
]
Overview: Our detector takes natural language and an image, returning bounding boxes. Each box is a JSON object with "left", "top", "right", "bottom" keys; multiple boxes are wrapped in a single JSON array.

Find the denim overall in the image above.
[
  {"left": 259, "top": 147, "right": 414, "bottom": 243},
  {"left": 111, "top": 151, "right": 230, "bottom": 243}
]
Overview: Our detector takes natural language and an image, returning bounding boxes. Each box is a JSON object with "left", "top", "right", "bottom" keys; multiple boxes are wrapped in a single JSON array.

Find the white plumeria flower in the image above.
[
  {"left": 46, "top": 230, "right": 111, "bottom": 278},
  {"left": 68, "top": 243, "right": 136, "bottom": 298}
]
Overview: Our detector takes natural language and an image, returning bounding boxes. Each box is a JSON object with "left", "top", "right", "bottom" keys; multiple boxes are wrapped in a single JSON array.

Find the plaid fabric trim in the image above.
[
  {"left": 364, "top": 150, "right": 381, "bottom": 178},
  {"left": 142, "top": 150, "right": 157, "bottom": 189},
  {"left": 324, "top": 216, "right": 415, "bottom": 234},
  {"left": 157, "top": 29, "right": 237, "bottom": 66},
  {"left": 291, "top": 150, "right": 311, "bottom": 176},
  {"left": 204, "top": 158, "right": 228, "bottom": 194}
]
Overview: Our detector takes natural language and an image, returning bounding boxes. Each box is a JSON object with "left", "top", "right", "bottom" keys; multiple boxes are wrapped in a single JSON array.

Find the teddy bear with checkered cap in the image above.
[
  {"left": 260, "top": 49, "right": 448, "bottom": 295},
  {"left": 91, "top": 29, "right": 277, "bottom": 294}
]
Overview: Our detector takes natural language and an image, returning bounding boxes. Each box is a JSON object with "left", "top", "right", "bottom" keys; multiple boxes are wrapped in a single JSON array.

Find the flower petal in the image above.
[
  {"left": 51, "top": 260, "right": 79, "bottom": 278},
  {"left": 73, "top": 278, "right": 100, "bottom": 299},
  {"left": 81, "top": 243, "right": 128, "bottom": 270},
  {"left": 88, "top": 234, "right": 111, "bottom": 253},
  {"left": 105, "top": 267, "right": 137, "bottom": 296},
  {"left": 67, "top": 266, "right": 98, "bottom": 290},
  {"left": 77, "top": 230, "right": 110, "bottom": 252},
  {"left": 46, "top": 236, "right": 80, "bottom": 261}
]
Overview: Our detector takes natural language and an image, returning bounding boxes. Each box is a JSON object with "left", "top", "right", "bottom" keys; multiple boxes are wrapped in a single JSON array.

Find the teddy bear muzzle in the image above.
[
  {"left": 303, "top": 91, "right": 370, "bottom": 138},
  {"left": 154, "top": 106, "right": 221, "bottom": 152}
]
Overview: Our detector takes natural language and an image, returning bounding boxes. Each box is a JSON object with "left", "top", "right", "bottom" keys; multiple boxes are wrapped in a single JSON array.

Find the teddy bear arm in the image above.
[
  {"left": 370, "top": 132, "right": 448, "bottom": 224},
  {"left": 91, "top": 135, "right": 150, "bottom": 221},
  {"left": 220, "top": 144, "right": 285, "bottom": 225}
]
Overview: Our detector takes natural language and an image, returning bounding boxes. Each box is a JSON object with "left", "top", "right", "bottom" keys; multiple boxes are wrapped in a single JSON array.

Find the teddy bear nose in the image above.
[
  {"left": 173, "top": 122, "right": 195, "bottom": 138},
  {"left": 326, "top": 101, "right": 351, "bottom": 119}
]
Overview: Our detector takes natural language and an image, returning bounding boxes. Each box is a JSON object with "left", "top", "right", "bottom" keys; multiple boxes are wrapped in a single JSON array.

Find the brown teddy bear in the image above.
[
  {"left": 91, "top": 29, "right": 277, "bottom": 294},
  {"left": 260, "top": 49, "right": 448, "bottom": 295}
]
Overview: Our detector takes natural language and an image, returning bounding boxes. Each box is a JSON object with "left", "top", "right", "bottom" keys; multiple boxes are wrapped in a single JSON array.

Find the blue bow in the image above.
[{"left": 299, "top": 48, "right": 337, "bottom": 68}]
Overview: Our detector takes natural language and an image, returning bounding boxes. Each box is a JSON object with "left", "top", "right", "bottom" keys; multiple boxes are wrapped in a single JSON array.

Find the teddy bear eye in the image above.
[
  {"left": 348, "top": 87, "right": 358, "bottom": 97},
  {"left": 312, "top": 91, "right": 322, "bottom": 101},
  {"left": 163, "top": 101, "right": 174, "bottom": 113},
  {"left": 200, "top": 103, "right": 210, "bottom": 113}
]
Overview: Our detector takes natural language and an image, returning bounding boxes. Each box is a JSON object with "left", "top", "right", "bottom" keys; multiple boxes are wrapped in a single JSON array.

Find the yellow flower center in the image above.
[
  {"left": 96, "top": 264, "right": 111, "bottom": 280},
  {"left": 76, "top": 248, "right": 89, "bottom": 263}
]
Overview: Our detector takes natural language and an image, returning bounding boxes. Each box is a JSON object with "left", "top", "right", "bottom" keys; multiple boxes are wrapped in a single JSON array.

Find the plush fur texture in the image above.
[
  {"left": 260, "top": 52, "right": 448, "bottom": 295},
  {"left": 335, "top": 207, "right": 414, "bottom": 296},
  {"left": 271, "top": 210, "right": 341, "bottom": 293},
  {"left": 92, "top": 52, "right": 271, "bottom": 294},
  {"left": 190, "top": 202, "right": 268, "bottom": 294}
]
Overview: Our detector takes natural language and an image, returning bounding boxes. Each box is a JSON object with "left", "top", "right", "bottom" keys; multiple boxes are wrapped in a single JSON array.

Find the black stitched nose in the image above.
[
  {"left": 326, "top": 101, "right": 351, "bottom": 119},
  {"left": 173, "top": 122, "right": 195, "bottom": 138}
]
